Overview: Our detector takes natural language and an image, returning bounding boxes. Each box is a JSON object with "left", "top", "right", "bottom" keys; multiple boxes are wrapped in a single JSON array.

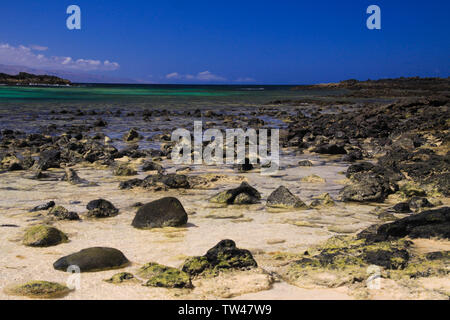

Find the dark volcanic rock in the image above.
[
  {"left": 210, "top": 182, "right": 261, "bottom": 205},
  {"left": 53, "top": 247, "right": 129, "bottom": 272},
  {"left": 86, "top": 199, "right": 119, "bottom": 218},
  {"left": 408, "top": 197, "right": 434, "bottom": 212},
  {"left": 358, "top": 207, "right": 450, "bottom": 242},
  {"left": 312, "top": 144, "right": 347, "bottom": 155},
  {"left": 393, "top": 202, "right": 411, "bottom": 213},
  {"left": 141, "top": 161, "right": 164, "bottom": 173},
  {"left": 266, "top": 186, "right": 306, "bottom": 209},
  {"left": 29, "top": 201, "right": 55, "bottom": 212},
  {"left": 182, "top": 239, "right": 257, "bottom": 276},
  {"left": 35, "top": 149, "right": 61, "bottom": 170},
  {"left": 131, "top": 197, "right": 188, "bottom": 229},
  {"left": 340, "top": 172, "right": 396, "bottom": 202},
  {"left": 298, "top": 160, "right": 313, "bottom": 167},
  {"left": 123, "top": 129, "right": 139, "bottom": 142},
  {"left": 48, "top": 206, "right": 80, "bottom": 221}
]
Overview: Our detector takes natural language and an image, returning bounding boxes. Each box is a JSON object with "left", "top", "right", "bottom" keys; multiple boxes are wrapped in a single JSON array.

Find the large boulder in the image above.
[
  {"left": 182, "top": 239, "right": 257, "bottom": 276},
  {"left": 53, "top": 247, "right": 129, "bottom": 272},
  {"left": 131, "top": 197, "right": 188, "bottom": 229},
  {"left": 86, "top": 199, "right": 119, "bottom": 218},
  {"left": 23, "top": 225, "right": 68, "bottom": 247},
  {"left": 266, "top": 186, "right": 306, "bottom": 209}
]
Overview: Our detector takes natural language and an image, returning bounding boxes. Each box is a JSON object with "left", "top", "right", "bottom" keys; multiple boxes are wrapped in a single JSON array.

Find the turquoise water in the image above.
[{"left": 0, "top": 84, "right": 335, "bottom": 105}]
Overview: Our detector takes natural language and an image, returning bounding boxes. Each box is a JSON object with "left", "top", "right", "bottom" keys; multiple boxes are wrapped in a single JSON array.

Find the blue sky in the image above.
[{"left": 0, "top": 0, "right": 449, "bottom": 84}]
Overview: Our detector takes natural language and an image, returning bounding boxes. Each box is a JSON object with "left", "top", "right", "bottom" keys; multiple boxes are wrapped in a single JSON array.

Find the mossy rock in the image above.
[
  {"left": 310, "top": 193, "right": 335, "bottom": 207},
  {"left": 104, "top": 272, "right": 137, "bottom": 284},
  {"left": 398, "top": 182, "right": 427, "bottom": 198},
  {"left": 266, "top": 186, "right": 307, "bottom": 209},
  {"left": 5, "top": 281, "right": 71, "bottom": 299},
  {"left": 23, "top": 225, "right": 68, "bottom": 247},
  {"left": 113, "top": 164, "right": 137, "bottom": 176},
  {"left": 181, "top": 256, "right": 210, "bottom": 275},
  {"left": 48, "top": 206, "right": 80, "bottom": 220},
  {"left": 138, "top": 262, "right": 192, "bottom": 288},
  {"left": 181, "top": 239, "right": 257, "bottom": 277},
  {"left": 209, "top": 182, "right": 261, "bottom": 205}
]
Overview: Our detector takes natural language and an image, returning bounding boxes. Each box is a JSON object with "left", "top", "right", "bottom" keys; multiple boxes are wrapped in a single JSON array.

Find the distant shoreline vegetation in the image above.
[{"left": 0, "top": 72, "right": 71, "bottom": 86}]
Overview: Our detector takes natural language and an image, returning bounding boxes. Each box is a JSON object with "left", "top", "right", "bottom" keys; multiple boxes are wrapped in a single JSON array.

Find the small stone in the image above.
[
  {"left": 104, "top": 272, "right": 136, "bottom": 284},
  {"left": 86, "top": 199, "right": 119, "bottom": 218},
  {"left": 48, "top": 206, "right": 80, "bottom": 220},
  {"left": 29, "top": 201, "right": 55, "bottom": 212}
]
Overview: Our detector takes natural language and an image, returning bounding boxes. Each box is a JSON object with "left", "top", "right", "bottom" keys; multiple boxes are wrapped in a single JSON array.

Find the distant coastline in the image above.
[{"left": 0, "top": 72, "right": 71, "bottom": 86}]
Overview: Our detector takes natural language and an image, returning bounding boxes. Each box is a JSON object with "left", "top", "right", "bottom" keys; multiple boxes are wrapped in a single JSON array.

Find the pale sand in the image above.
[{"left": 0, "top": 153, "right": 448, "bottom": 300}]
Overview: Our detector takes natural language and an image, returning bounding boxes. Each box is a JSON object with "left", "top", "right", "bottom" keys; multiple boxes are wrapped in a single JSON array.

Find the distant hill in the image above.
[
  {"left": 0, "top": 72, "right": 71, "bottom": 86},
  {"left": 0, "top": 64, "right": 138, "bottom": 84}
]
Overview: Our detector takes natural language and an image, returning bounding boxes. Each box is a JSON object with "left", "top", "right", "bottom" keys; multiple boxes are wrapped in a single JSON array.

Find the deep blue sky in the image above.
[{"left": 0, "top": 0, "right": 449, "bottom": 84}]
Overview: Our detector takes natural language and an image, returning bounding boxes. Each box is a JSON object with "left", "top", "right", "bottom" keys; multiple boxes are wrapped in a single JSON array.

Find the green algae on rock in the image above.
[
  {"left": 53, "top": 247, "right": 130, "bottom": 272},
  {"left": 5, "top": 280, "right": 71, "bottom": 299},
  {"left": 113, "top": 163, "right": 137, "bottom": 176},
  {"left": 182, "top": 239, "right": 257, "bottom": 277},
  {"left": 209, "top": 182, "right": 261, "bottom": 205},
  {"left": 23, "top": 225, "right": 68, "bottom": 247},
  {"left": 138, "top": 262, "right": 192, "bottom": 288},
  {"left": 48, "top": 205, "right": 80, "bottom": 220},
  {"left": 310, "top": 193, "right": 335, "bottom": 207},
  {"left": 104, "top": 272, "right": 137, "bottom": 284},
  {"left": 266, "top": 186, "right": 307, "bottom": 209}
]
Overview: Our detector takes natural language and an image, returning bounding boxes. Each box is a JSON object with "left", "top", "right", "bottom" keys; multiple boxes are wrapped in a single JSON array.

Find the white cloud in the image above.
[
  {"left": 165, "top": 70, "right": 226, "bottom": 82},
  {"left": 0, "top": 43, "right": 119, "bottom": 72},
  {"left": 30, "top": 44, "right": 48, "bottom": 51}
]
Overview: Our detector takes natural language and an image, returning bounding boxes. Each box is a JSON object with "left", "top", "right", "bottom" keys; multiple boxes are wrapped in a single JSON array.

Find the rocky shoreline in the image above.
[{"left": 0, "top": 77, "right": 449, "bottom": 300}]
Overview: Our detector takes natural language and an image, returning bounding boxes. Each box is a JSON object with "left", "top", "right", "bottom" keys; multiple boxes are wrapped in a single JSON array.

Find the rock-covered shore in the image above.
[{"left": 0, "top": 77, "right": 449, "bottom": 299}]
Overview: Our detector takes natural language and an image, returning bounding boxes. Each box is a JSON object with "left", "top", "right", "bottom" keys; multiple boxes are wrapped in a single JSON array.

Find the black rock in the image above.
[
  {"left": 86, "top": 199, "right": 119, "bottom": 218},
  {"left": 131, "top": 197, "right": 188, "bottom": 229},
  {"left": 393, "top": 202, "right": 411, "bottom": 213},
  {"left": 298, "top": 160, "right": 313, "bottom": 167},
  {"left": 53, "top": 247, "right": 129, "bottom": 272},
  {"left": 141, "top": 161, "right": 164, "bottom": 173},
  {"left": 29, "top": 201, "right": 55, "bottom": 212},
  {"left": 35, "top": 149, "right": 61, "bottom": 170},
  {"left": 358, "top": 207, "right": 450, "bottom": 242},
  {"left": 408, "top": 197, "right": 433, "bottom": 212},
  {"left": 312, "top": 144, "right": 347, "bottom": 155},
  {"left": 340, "top": 172, "right": 396, "bottom": 203}
]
